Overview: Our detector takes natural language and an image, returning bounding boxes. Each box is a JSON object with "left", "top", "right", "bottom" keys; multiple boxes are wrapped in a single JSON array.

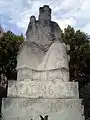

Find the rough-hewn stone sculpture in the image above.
[
  {"left": 17, "top": 5, "right": 70, "bottom": 82},
  {"left": 1, "top": 5, "right": 85, "bottom": 120}
]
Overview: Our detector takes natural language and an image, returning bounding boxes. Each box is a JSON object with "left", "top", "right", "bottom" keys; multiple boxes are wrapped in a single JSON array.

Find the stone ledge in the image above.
[
  {"left": 2, "top": 98, "right": 84, "bottom": 120},
  {"left": 7, "top": 80, "right": 79, "bottom": 98},
  {"left": 2, "top": 98, "right": 83, "bottom": 111}
]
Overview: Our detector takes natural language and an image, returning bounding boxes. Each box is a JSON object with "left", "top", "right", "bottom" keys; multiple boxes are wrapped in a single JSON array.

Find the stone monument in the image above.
[{"left": 2, "top": 5, "right": 85, "bottom": 120}]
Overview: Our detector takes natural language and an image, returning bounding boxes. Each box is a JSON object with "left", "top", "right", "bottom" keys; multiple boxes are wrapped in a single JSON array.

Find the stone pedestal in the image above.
[{"left": 2, "top": 79, "right": 84, "bottom": 120}]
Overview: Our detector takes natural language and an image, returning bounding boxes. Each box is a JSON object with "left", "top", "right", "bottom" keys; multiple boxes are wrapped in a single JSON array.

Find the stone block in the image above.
[
  {"left": 7, "top": 80, "right": 79, "bottom": 98},
  {"left": 2, "top": 98, "right": 84, "bottom": 120}
]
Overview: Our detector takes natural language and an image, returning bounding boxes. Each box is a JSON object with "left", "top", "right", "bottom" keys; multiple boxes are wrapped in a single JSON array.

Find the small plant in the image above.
[
  {"left": 31, "top": 115, "right": 48, "bottom": 120},
  {"left": 40, "top": 115, "right": 48, "bottom": 120}
]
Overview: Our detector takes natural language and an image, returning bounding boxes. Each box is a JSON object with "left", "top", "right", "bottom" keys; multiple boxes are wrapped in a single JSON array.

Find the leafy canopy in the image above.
[{"left": 0, "top": 30, "right": 24, "bottom": 80}]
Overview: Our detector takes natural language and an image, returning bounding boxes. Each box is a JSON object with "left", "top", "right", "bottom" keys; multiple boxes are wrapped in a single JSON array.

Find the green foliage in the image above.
[
  {"left": 62, "top": 25, "right": 90, "bottom": 83},
  {"left": 0, "top": 30, "right": 24, "bottom": 80}
]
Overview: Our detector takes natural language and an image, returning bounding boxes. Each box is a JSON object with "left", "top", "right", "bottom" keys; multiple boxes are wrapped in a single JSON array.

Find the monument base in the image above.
[
  {"left": 7, "top": 80, "right": 79, "bottom": 98},
  {"left": 2, "top": 98, "right": 84, "bottom": 120}
]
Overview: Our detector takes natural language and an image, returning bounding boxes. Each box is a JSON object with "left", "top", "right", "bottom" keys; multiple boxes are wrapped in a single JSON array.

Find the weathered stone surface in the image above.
[
  {"left": 17, "top": 42, "right": 70, "bottom": 81},
  {"left": 2, "top": 98, "right": 84, "bottom": 120},
  {"left": 7, "top": 80, "right": 79, "bottom": 98},
  {"left": 17, "top": 5, "right": 70, "bottom": 81},
  {"left": 17, "top": 42, "right": 69, "bottom": 70},
  {"left": 17, "top": 67, "right": 69, "bottom": 82}
]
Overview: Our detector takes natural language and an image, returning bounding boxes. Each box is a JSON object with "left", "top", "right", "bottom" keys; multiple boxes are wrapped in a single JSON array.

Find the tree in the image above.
[
  {"left": 0, "top": 30, "right": 24, "bottom": 80},
  {"left": 61, "top": 25, "right": 90, "bottom": 85}
]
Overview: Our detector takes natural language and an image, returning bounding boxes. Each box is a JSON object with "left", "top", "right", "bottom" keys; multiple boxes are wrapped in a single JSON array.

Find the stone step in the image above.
[
  {"left": 2, "top": 98, "right": 84, "bottom": 120},
  {"left": 8, "top": 80, "right": 79, "bottom": 98}
]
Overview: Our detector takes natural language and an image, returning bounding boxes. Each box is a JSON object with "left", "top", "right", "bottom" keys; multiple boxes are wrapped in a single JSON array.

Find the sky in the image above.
[{"left": 0, "top": 0, "right": 90, "bottom": 36}]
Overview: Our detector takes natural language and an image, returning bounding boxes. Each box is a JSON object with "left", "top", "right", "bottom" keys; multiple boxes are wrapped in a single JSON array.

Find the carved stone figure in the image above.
[
  {"left": 26, "top": 5, "right": 62, "bottom": 47},
  {"left": 17, "top": 5, "right": 70, "bottom": 82}
]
